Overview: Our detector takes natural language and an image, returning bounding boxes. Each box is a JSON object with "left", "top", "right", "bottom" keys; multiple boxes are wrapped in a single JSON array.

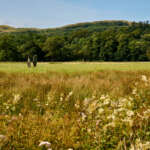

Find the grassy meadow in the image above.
[
  {"left": 0, "top": 62, "right": 150, "bottom": 150},
  {"left": 1, "top": 62, "right": 150, "bottom": 73}
]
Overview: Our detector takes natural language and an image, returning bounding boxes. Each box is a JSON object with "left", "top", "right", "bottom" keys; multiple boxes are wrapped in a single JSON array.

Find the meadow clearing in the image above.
[
  {"left": 0, "top": 62, "right": 150, "bottom": 150},
  {"left": 1, "top": 62, "right": 150, "bottom": 73}
]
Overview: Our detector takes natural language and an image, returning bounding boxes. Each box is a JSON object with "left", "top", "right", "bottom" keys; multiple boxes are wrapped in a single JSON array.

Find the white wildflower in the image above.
[
  {"left": 141, "top": 75, "right": 148, "bottom": 82},
  {"left": 111, "top": 101, "right": 117, "bottom": 107},
  {"left": 87, "top": 101, "right": 97, "bottom": 113},
  {"left": 87, "top": 128, "right": 91, "bottom": 133},
  {"left": 81, "top": 112, "right": 87, "bottom": 121},
  {"left": 126, "top": 110, "right": 134, "bottom": 117},
  {"left": 33, "top": 98, "right": 38, "bottom": 102},
  {"left": 39, "top": 141, "right": 51, "bottom": 148},
  {"left": 47, "top": 94, "right": 51, "bottom": 102},
  {"left": 83, "top": 98, "right": 91, "bottom": 106},
  {"left": 98, "top": 108, "right": 104, "bottom": 114},
  {"left": 105, "top": 122, "right": 116, "bottom": 128},
  {"left": 68, "top": 91, "right": 73, "bottom": 97},
  {"left": 116, "top": 108, "right": 126, "bottom": 113},
  {"left": 60, "top": 96, "right": 63, "bottom": 102},
  {"left": 103, "top": 99, "right": 110, "bottom": 105},
  {"left": 122, "top": 117, "right": 133, "bottom": 127},
  {"left": 143, "top": 109, "right": 150, "bottom": 119},
  {"left": 129, "top": 144, "right": 135, "bottom": 150},
  {"left": 13, "top": 94, "right": 20, "bottom": 104},
  {"left": 100, "top": 94, "right": 109, "bottom": 100},
  {"left": 132, "top": 88, "right": 137, "bottom": 95},
  {"left": 100, "top": 95, "right": 106, "bottom": 100},
  {"left": 96, "top": 120, "right": 100, "bottom": 126},
  {"left": 143, "top": 109, "right": 150, "bottom": 115},
  {"left": 11, "top": 106, "right": 16, "bottom": 111},
  {"left": 107, "top": 114, "right": 115, "bottom": 120},
  {"left": 129, "top": 96, "right": 133, "bottom": 101},
  {"left": 75, "top": 103, "right": 80, "bottom": 109},
  {"left": 127, "top": 101, "right": 132, "bottom": 107},
  {"left": 143, "top": 141, "right": 150, "bottom": 149},
  {"left": 0, "top": 135, "right": 6, "bottom": 141},
  {"left": 118, "top": 98, "right": 128, "bottom": 107},
  {"left": 92, "top": 95, "right": 96, "bottom": 99}
]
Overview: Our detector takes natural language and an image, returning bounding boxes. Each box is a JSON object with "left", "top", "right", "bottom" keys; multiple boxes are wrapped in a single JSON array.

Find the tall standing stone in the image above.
[
  {"left": 27, "top": 56, "right": 31, "bottom": 68},
  {"left": 33, "top": 55, "right": 37, "bottom": 67}
]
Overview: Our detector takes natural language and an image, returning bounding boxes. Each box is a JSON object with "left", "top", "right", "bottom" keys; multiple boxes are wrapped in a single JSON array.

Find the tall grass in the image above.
[{"left": 0, "top": 71, "right": 150, "bottom": 149}]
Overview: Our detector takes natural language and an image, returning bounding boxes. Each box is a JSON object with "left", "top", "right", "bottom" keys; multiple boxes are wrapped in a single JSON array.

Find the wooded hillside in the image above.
[{"left": 0, "top": 20, "right": 150, "bottom": 61}]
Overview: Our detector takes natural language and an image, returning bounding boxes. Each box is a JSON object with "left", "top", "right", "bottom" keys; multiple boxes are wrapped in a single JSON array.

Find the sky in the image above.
[{"left": 0, "top": 0, "right": 149, "bottom": 28}]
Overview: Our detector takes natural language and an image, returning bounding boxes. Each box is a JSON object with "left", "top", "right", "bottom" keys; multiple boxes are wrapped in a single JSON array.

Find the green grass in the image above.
[{"left": 1, "top": 62, "right": 150, "bottom": 73}]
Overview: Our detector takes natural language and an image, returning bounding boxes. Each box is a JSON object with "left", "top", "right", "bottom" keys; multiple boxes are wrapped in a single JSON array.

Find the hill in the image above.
[{"left": 0, "top": 20, "right": 131, "bottom": 35}]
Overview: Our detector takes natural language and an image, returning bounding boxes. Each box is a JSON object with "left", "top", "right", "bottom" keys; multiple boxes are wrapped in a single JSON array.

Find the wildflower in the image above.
[
  {"left": 83, "top": 98, "right": 91, "bottom": 106},
  {"left": 107, "top": 114, "right": 115, "bottom": 120},
  {"left": 143, "top": 109, "right": 150, "bottom": 119},
  {"left": 122, "top": 118, "right": 133, "bottom": 127},
  {"left": 126, "top": 110, "right": 134, "bottom": 117},
  {"left": 60, "top": 96, "right": 63, "bottom": 102},
  {"left": 92, "top": 95, "right": 96, "bottom": 99},
  {"left": 129, "top": 144, "right": 135, "bottom": 150},
  {"left": 33, "top": 98, "right": 38, "bottom": 102},
  {"left": 87, "top": 101, "right": 97, "bottom": 113},
  {"left": 141, "top": 75, "right": 148, "bottom": 82},
  {"left": 68, "top": 91, "right": 73, "bottom": 97},
  {"left": 87, "top": 128, "right": 91, "bottom": 133},
  {"left": 68, "top": 148, "right": 73, "bottom": 150},
  {"left": 116, "top": 108, "right": 125, "bottom": 113},
  {"left": 129, "top": 97, "right": 133, "bottom": 101},
  {"left": 127, "top": 101, "right": 132, "bottom": 107},
  {"left": 75, "top": 103, "right": 80, "bottom": 109},
  {"left": 105, "top": 122, "right": 116, "bottom": 128},
  {"left": 81, "top": 112, "right": 87, "bottom": 121},
  {"left": 132, "top": 88, "right": 137, "bottom": 95},
  {"left": 39, "top": 141, "right": 51, "bottom": 148},
  {"left": 103, "top": 99, "right": 110, "bottom": 105},
  {"left": 0, "top": 135, "right": 6, "bottom": 141},
  {"left": 96, "top": 120, "right": 100, "bottom": 126},
  {"left": 13, "top": 94, "right": 21, "bottom": 104},
  {"left": 100, "top": 95, "right": 109, "bottom": 100},
  {"left": 143, "top": 141, "right": 150, "bottom": 149},
  {"left": 98, "top": 108, "right": 104, "bottom": 114},
  {"left": 111, "top": 101, "right": 117, "bottom": 107}
]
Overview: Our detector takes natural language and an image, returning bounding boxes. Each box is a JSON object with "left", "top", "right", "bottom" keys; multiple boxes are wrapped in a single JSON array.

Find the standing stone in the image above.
[
  {"left": 33, "top": 55, "right": 37, "bottom": 67},
  {"left": 27, "top": 56, "right": 31, "bottom": 68}
]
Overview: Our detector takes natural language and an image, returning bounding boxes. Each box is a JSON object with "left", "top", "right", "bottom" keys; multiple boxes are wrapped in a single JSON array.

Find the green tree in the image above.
[{"left": 43, "top": 36, "right": 65, "bottom": 61}]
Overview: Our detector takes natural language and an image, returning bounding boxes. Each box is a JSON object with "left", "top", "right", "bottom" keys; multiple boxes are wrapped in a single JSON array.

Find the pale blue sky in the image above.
[{"left": 0, "top": 0, "right": 149, "bottom": 28}]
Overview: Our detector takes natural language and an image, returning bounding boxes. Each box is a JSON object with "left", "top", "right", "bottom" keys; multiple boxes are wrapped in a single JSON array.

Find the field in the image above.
[
  {"left": 0, "top": 62, "right": 150, "bottom": 150},
  {"left": 1, "top": 62, "right": 150, "bottom": 73}
]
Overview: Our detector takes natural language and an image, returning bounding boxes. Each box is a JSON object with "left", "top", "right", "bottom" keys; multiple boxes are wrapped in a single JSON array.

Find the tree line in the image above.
[{"left": 0, "top": 21, "right": 150, "bottom": 61}]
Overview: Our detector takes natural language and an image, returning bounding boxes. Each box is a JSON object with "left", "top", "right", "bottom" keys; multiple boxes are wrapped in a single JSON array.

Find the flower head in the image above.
[{"left": 39, "top": 141, "right": 51, "bottom": 148}]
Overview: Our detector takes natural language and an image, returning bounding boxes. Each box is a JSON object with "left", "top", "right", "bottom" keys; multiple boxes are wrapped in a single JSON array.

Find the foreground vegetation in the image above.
[{"left": 0, "top": 70, "right": 150, "bottom": 149}]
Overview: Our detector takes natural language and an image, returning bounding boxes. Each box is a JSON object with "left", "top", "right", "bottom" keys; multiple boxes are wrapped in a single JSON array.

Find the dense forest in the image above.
[{"left": 0, "top": 20, "right": 150, "bottom": 61}]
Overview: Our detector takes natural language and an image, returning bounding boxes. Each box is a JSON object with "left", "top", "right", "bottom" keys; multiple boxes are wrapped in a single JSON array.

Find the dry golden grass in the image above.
[{"left": 0, "top": 71, "right": 150, "bottom": 149}]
